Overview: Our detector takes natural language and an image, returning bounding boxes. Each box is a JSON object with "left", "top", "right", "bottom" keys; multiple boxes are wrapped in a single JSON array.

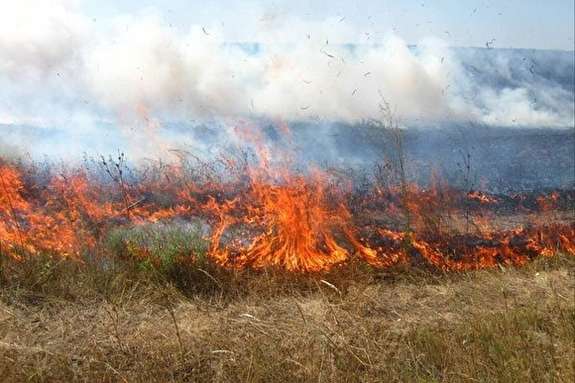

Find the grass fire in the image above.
[
  {"left": 1, "top": 1, "right": 574, "bottom": 382},
  {"left": 1, "top": 145, "right": 572, "bottom": 272}
]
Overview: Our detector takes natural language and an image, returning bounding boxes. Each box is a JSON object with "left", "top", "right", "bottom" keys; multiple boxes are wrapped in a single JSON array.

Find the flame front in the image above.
[{"left": 0, "top": 154, "right": 573, "bottom": 272}]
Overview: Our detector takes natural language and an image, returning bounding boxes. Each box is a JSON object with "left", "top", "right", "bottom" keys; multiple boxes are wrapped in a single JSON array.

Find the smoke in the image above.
[
  {"left": 0, "top": 1, "right": 573, "bottom": 152},
  {"left": 79, "top": 16, "right": 472, "bottom": 123},
  {"left": 0, "top": 0, "right": 87, "bottom": 77}
]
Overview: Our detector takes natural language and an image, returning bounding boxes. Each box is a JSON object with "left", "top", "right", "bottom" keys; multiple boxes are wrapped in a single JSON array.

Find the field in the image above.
[
  {"left": 1, "top": 124, "right": 574, "bottom": 382},
  {"left": 1, "top": 252, "right": 573, "bottom": 382},
  {"left": 1, "top": 0, "right": 574, "bottom": 381}
]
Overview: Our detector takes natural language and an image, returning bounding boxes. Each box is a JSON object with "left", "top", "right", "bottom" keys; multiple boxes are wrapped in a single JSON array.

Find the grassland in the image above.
[{"left": 0, "top": 230, "right": 573, "bottom": 383}]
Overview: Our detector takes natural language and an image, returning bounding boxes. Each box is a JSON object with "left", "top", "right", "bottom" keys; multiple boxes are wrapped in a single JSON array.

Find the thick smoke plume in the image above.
[{"left": 1, "top": 2, "right": 573, "bottom": 126}]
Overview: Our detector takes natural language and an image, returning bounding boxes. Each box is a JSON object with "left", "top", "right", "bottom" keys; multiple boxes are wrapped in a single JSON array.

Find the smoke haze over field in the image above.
[
  {"left": 0, "top": 0, "right": 573, "bottom": 174},
  {"left": 0, "top": 0, "right": 573, "bottom": 194}
]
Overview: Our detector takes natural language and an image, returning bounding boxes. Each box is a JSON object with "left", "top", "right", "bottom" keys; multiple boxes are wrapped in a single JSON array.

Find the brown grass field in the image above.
[
  {"left": 1, "top": 252, "right": 573, "bottom": 382},
  {"left": 0, "top": 150, "right": 574, "bottom": 382}
]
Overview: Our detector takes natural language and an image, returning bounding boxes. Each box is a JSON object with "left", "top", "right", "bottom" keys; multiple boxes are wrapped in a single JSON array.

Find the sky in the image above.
[{"left": 82, "top": 0, "right": 575, "bottom": 50}]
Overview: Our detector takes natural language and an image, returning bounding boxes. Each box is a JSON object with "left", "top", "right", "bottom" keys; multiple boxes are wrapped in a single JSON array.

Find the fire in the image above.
[
  {"left": 204, "top": 168, "right": 393, "bottom": 272},
  {"left": 207, "top": 175, "right": 348, "bottom": 271},
  {"left": 0, "top": 165, "right": 31, "bottom": 258},
  {"left": 467, "top": 190, "right": 498, "bottom": 205},
  {"left": 0, "top": 148, "right": 573, "bottom": 273}
]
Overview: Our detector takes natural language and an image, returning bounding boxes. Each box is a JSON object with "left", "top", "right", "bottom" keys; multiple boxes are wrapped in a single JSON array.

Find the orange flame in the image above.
[{"left": 0, "top": 143, "right": 573, "bottom": 273}]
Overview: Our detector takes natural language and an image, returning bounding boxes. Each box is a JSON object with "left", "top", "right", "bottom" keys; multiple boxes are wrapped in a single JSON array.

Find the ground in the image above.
[{"left": 0, "top": 255, "right": 573, "bottom": 382}]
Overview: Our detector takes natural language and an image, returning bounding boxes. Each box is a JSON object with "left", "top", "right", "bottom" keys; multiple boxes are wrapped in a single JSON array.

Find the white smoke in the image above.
[
  {"left": 0, "top": 0, "right": 87, "bottom": 77},
  {"left": 80, "top": 14, "right": 462, "bottom": 122},
  {"left": 0, "top": 0, "right": 573, "bottom": 137}
]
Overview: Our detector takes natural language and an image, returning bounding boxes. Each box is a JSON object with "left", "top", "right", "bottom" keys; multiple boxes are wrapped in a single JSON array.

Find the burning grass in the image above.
[
  {"left": 0, "top": 152, "right": 573, "bottom": 274},
  {"left": 0, "top": 133, "right": 573, "bottom": 381}
]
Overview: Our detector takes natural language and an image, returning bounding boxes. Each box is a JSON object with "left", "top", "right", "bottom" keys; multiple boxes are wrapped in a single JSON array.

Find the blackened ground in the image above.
[{"left": 289, "top": 123, "right": 575, "bottom": 193}]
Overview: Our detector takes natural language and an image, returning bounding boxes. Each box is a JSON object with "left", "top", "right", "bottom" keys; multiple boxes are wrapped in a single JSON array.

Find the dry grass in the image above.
[{"left": 0, "top": 254, "right": 573, "bottom": 382}]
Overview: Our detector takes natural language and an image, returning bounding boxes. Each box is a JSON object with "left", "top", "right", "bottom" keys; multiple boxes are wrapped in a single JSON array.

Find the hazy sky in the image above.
[{"left": 82, "top": 0, "right": 575, "bottom": 50}]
